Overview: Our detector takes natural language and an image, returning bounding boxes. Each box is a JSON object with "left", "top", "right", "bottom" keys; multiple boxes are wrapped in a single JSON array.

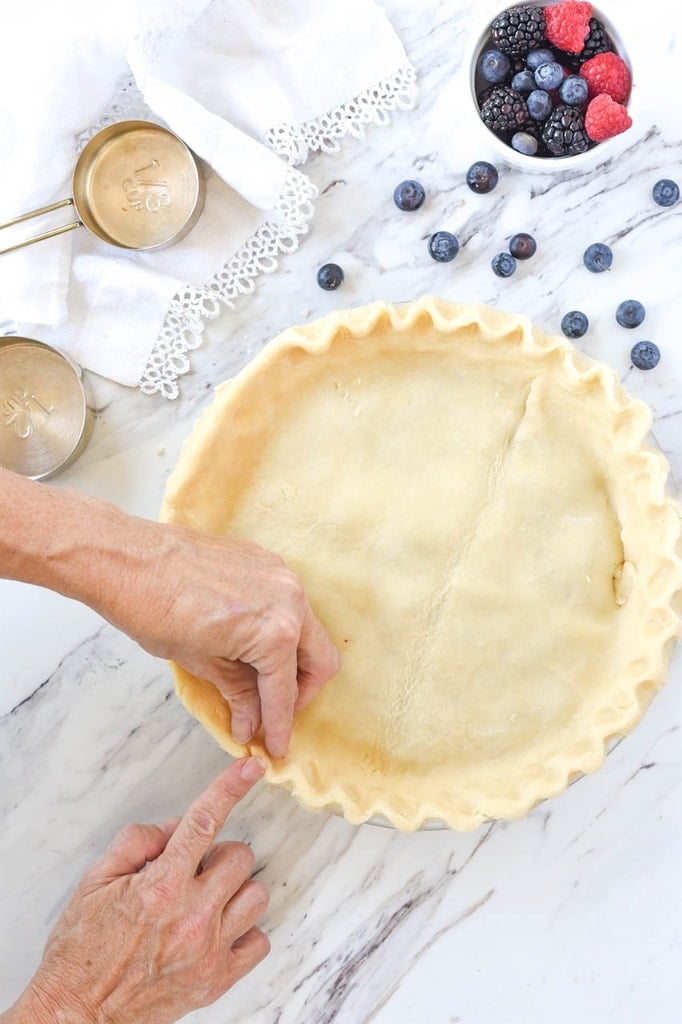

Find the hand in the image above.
[
  {"left": 105, "top": 522, "right": 341, "bottom": 758},
  {"left": 0, "top": 468, "right": 340, "bottom": 758},
  {"left": 3, "top": 757, "right": 269, "bottom": 1024}
]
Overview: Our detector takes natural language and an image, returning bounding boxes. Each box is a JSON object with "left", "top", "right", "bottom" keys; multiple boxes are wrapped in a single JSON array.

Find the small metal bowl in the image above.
[
  {"left": 0, "top": 120, "right": 205, "bottom": 256},
  {"left": 0, "top": 337, "right": 92, "bottom": 480}
]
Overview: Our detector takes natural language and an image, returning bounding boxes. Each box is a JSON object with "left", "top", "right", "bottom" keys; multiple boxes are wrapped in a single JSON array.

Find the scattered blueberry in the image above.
[
  {"left": 479, "top": 48, "right": 512, "bottom": 84},
  {"left": 527, "top": 89, "right": 553, "bottom": 121},
  {"left": 534, "top": 61, "right": 564, "bottom": 91},
  {"left": 491, "top": 252, "right": 517, "bottom": 277},
  {"left": 511, "top": 131, "right": 539, "bottom": 156},
  {"left": 652, "top": 179, "right": 679, "bottom": 207},
  {"left": 466, "top": 161, "right": 499, "bottom": 194},
  {"left": 630, "top": 341, "right": 660, "bottom": 371},
  {"left": 615, "top": 299, "right": 646, "bottom": 329},
  {"left": 393, "top": 179, "right": 426, "bottom": 212},
  {"left": 583, "top": 242, "right": 613, "bottom": 273},
  {"left": 317, "top": 263, "right": 344, "bottom": 290},
  {"left": 511, "top": 70, "right": 536, "bottom": 93},
  {"left": 561, "top": 310, "right": 589, "bottom": 338},
  {"left": 509, "top": 232, "right": 537, "bottom": 259},
  {"left": 428, "top": 231, "right": 460, "bottom": 262},
  {"left": 559, "top": 75, "right": 589, "bottom": 106},
  {"left": 526, "top": 48, "right": 555, "bottom": 71}
]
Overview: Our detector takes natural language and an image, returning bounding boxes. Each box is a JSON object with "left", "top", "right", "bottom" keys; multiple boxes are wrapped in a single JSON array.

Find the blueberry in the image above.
[
  {"left": 428, "top": 231, "right": 459, "bottom": 262},
  {"left": 652, "top": 179, "right": 679, "bottom": 207},
  {"left": 509, "top": 232, "right": 537, "bottom": 259},
  {"left": 466, "top": 161, "right": 499, "bottom": 194},
  {"left": 527, "top": 89, "right": 553, "bottom": 121},
  {"left": 583, "top": 242, "right": 613, "bottom": 273},
  {"left": 393, "top": 179, "right": 426, "bottom": 211},
  {"left": 526, "top": 48, "right": 555, "bottom": 71},
  {"left": 491, "top": 252, "right": 517, "bottom": 278},
  {"left": 534, "top": 61, "right": 564, "bottom": 91},
  {"left": 511, "top": 131, "right": 539, "bottom": 156},
  {"left": 630, "top": 341, "right": 660, "bottom": 371},
  {"left": 559, "top": 75, "right": 588, "bottom": 106},
  {"left": 616, "top": 300, "right": 646, "bottom": 329},
  {"left": 479, "top": 48, "right": 511, "bottom": 84},
  {"left": 561, "top": 310, "right": 589, "bottom": 338},
  {"left": 317, "top": 263, "right": 344, "bottom": 290},
  {"left": 511, "top": 70, "right": 536, "bottom": 94}
]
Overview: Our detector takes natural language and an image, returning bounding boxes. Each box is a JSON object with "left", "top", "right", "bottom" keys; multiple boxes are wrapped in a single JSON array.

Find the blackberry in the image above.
[
  {"left": 579, "top": 18, "right": 613, "bottom": 62},
  {"left": 480, "top": 86, "right": 529, "bottom": 136},
  {"left": 491, "top": 5, "right": 546, "bottom": 60},
  {"left": 541, "top": 104, "right": 589, "bottom": 156}
]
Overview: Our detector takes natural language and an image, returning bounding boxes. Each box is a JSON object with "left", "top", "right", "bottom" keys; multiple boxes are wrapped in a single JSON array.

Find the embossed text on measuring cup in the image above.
[
  {"left": 122, "top": 159, "right": 172, "bottom": 214},
  {"left": 3, "top": 387, "right": 54, "bottom": 440}
]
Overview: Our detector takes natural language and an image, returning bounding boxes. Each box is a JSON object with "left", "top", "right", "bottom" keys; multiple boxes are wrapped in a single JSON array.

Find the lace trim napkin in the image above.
[{"left": 3, "top": 0, "right": 417, "bottom": 399}]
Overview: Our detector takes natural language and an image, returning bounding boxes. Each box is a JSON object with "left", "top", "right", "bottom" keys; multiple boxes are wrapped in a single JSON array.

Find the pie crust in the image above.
[{"left": 160, "top": 298, "right": 682, "bottom": 831}]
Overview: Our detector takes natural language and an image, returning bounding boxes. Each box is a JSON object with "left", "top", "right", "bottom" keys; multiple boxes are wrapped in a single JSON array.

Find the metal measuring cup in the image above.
[
  {"left": 0, "top": 120, "right": 205, "bottom": 256},
  {"left": 0, "top": 330, "right": 93, "bottom": 480}
]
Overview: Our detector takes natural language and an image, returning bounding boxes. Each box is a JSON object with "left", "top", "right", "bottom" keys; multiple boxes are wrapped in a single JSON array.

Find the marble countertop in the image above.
[{"left": 1, "top": 2, "right": 681, "bottom": 1021}]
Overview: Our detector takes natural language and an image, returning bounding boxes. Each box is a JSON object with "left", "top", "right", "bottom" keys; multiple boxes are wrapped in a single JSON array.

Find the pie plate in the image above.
[{"left": 161, "top": 299, "right": 682, "bottom": 832}]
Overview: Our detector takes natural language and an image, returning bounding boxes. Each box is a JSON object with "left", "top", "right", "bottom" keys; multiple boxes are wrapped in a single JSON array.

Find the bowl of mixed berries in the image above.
[{"left": 469, "top": 0, "right": 633, "bottom": 168}]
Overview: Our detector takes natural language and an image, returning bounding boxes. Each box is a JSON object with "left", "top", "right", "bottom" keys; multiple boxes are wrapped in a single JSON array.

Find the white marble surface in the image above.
[{"left": 1, "top": 1, "right": 681, "bottom": 1021}]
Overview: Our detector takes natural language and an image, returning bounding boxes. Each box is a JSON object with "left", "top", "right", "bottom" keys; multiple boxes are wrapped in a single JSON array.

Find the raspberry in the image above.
[
  {"left": 581, "top": 52, "right": 631, "bottom": 103},
  {"left": 544, "top": 1, "right": 592, "bottom": 53},
  {"left": 584, "top": 94, "right": 632, "bottom": 141}
]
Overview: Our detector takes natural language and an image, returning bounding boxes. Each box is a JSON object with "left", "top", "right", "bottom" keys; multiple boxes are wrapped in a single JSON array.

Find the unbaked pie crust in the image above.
[{"left": 161, "top": 298, "right": 682, "bottom": 831}]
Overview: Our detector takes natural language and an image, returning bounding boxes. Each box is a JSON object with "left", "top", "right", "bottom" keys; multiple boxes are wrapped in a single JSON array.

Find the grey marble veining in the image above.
[{"left": 1, "top": 1, "right": 681, "bottom": 1021}]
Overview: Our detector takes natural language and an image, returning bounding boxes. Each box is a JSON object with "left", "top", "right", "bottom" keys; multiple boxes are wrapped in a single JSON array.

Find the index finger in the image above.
[{"left": 162, "top": 757, "right": 265, "bottom": 878}]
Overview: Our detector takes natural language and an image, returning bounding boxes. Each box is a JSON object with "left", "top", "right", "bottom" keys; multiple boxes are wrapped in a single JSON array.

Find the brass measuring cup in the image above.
[{"left": 0, "top": 120, "right": 205, "bottom": 256}]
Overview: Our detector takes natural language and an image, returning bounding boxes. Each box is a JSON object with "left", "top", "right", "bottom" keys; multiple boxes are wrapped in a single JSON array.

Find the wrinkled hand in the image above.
[
  {"left": 3, "top": 758, "right": 269, "bottom": 1024},
  {"left": 103, "top": 522, "right": 341, "bottom": 758}
]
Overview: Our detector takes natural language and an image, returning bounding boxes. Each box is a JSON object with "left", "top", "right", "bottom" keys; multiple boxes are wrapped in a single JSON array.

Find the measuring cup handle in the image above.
[{"left": 0, "top": 197, "right": 82, "bottom": 256}]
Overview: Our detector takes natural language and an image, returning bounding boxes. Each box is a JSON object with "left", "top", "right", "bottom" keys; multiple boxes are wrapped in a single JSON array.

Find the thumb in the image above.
[{"left": 80, "top": 818, "right": 180, "bottom": 890}]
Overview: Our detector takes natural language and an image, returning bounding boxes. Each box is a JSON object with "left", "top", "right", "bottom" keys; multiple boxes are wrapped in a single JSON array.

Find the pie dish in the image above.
[{"left": 160, "top": 298, "right": 682, "bottom": 831}]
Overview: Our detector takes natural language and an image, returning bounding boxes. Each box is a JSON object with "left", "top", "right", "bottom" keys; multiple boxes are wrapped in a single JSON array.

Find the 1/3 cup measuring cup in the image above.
[{"left": 0, "top": 120, "right": 205, "bottom": 256}]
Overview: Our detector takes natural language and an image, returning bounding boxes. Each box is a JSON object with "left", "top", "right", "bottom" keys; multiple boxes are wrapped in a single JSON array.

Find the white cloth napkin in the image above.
[{"left": 0, "top": 0, "right": 416, "bottom": 397}]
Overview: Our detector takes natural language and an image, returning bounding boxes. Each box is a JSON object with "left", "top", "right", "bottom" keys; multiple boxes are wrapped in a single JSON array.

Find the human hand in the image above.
[
  {"left": 0, "top": 469, "right": 340, "bottom": 759},
  {"left": 2, "top": 757, "right": 269, "bottom": 1024},
  {"left": 103, "top": 522, "right": 340, "bottom": 758}
]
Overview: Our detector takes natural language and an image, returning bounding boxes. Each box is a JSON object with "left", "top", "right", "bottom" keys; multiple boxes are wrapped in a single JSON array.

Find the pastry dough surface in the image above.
[{"left": 161, "top": 299, "right": 681, "bottom": 830}]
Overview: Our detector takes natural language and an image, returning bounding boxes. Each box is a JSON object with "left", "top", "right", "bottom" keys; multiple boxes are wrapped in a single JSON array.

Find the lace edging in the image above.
[
  {"left": 138, "top": 167, "right": 317, "bottom": 399},
  {"left": 264, "top": 64, "right": 418, "bottom": 165},
  {"left": 79, "top": 62, "right": 417, "bottom": 399}
]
